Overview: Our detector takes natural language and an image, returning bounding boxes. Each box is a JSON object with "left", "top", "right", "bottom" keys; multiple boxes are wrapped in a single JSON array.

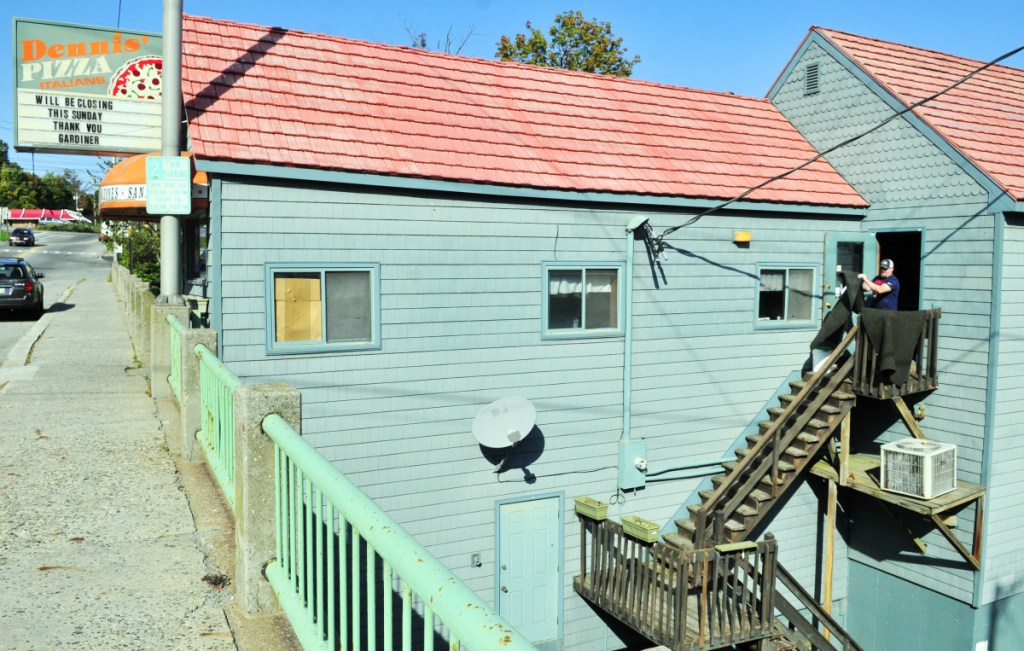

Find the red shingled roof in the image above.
[
  {"left": 180, "top": 15, "right": 865, "bottom": 207},
  {"left": 815, "top": 27, "right": 1024, "bottom": 201}
]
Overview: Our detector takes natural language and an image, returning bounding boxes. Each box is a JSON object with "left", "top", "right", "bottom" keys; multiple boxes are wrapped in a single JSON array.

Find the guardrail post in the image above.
[
  {"left": 150, "top": 306, "right": 190, "bottom": 400},
  {"left": 234, "top": 383, "right": 301, "bottom": 615},
  {"left": 178, "top": 328, "right": 217, "bottom": 460}
]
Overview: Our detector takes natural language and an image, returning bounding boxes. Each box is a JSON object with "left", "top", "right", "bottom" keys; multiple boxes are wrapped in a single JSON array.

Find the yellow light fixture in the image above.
[{"left": 733, "top": 230, "right": 752, "bottom": 244}]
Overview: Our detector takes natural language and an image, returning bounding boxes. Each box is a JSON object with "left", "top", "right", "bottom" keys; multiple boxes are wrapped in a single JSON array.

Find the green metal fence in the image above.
[
  {"left": 262, "top": 414, "right": 536, "bottom": 651},
  {"left": 167, "top": 314, "right": 184, "bottom": 403},
  {"left": 196, "top": 343, "right": 240, "bottom": 513}
]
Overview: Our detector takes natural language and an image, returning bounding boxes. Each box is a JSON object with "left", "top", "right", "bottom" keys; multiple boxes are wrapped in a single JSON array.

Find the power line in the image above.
[{"left": 654, "top": 42, "right": 1024, "bottom": 249}]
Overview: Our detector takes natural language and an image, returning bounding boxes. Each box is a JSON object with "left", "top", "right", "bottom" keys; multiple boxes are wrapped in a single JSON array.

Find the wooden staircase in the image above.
[
  {"left": 572, "top": 314, "right": 953, "bottom": 649},
  {"left": 666, "top": 330, "right": 858, "bottom": 552}
]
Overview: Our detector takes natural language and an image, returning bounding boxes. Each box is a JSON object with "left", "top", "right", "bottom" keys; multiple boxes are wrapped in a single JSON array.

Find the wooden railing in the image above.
[
  {"left": 574, "top": 517, "right": 777, "bottom": 650},
  {"left": 774, "top": 562, "right": 863, "bottom": 651},
  {"left": 852, "top": 308, "right": 941, "bottom": 399},
  {"left": 692, "top": 328, "right": 858, "bottom": 549}
]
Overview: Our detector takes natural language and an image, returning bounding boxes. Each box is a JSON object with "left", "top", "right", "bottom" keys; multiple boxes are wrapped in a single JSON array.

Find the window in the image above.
[
  {"left": 265, "top": 263, "right": 380, "bottom": 354},
  {"left": 758, "top": 267, "right": 815, "bottom": 324},
  {"left": 543, "top": 264, "right": 623, "bottom": 338}
]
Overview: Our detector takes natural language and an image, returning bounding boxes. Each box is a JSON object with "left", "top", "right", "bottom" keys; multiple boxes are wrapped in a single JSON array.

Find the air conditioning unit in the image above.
[{"left": 880, "top": 438, "right": 957, "bottom": 499}]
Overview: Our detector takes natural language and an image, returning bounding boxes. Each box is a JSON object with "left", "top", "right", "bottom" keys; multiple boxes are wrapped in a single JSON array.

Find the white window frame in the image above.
[
  {"left": 541, "top": 262, "right": 625, "bottom": 340},
  {"left": 264, "top": 262, "right": 381, "bottom": 355}
]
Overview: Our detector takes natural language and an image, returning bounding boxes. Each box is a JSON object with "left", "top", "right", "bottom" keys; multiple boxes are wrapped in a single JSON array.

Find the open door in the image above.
[
  {"left": 876, "top": 230, "right": 922, "bottom": 311},
  {"left": 823, "top": 233, "right": 879, "bottom": 317}
]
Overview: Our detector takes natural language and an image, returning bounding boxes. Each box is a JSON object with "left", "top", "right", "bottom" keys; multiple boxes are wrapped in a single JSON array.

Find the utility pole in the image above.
[{"left": 157, "top": 0, "right": 184, "bottom": 305}]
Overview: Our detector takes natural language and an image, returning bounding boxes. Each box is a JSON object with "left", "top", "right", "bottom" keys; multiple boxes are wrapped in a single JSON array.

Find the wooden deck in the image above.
[
  {"left": 574, "top": 518, "right": 776, "bottom": 651},
  {"left": 811, "top": 452, "right": 985, "bottom": 569},
  {"left": 810, "top": 454, "right": 985, "bottom": 515},
  {"left": 573, "top": 571, "right": 766, "bottom": 651}
]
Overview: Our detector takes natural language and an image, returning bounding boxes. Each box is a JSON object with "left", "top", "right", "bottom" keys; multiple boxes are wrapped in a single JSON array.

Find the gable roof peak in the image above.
[{"left": 798, "top": 26, "right": 1024, "bottom": 201}]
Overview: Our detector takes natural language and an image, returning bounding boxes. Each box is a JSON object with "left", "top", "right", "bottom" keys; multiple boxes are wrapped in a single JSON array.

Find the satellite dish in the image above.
[{"left": 472, "top": 397, "right": 536, "bottom": 449}]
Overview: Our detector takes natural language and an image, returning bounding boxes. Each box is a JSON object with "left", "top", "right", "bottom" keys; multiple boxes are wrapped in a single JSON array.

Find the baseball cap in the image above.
[{"left": 880, "top": 259, "right": 893, "bottom": 270}]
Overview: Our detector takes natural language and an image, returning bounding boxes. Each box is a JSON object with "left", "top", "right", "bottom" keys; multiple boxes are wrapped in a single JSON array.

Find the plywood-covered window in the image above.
[
  {"left": 266, "top": 263, "right": 380, "bottom": 354},
  {"left": 542, "top": 263, "right": 624, "bottom": 339}
]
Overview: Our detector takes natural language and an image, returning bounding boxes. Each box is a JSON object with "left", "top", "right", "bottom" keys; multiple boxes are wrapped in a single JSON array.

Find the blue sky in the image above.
[{"left": 5, "top": 0, "right": 1024, "bottom": 191}]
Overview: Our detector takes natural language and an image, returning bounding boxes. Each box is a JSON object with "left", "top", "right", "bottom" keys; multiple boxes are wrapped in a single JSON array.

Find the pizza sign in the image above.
[{"left": 14, "top": 19, "right": 163, "bottom": 156}]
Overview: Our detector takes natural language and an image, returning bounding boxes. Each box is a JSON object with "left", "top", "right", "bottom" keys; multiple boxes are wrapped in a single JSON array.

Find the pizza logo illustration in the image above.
[{"left": 108, "top": 56, "right": 163, "bottom": 101}]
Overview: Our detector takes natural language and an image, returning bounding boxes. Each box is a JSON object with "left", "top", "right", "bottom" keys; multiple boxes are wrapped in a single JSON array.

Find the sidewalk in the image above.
[{"left": 0, "top": 270, "right": 296, "bottom": 650}]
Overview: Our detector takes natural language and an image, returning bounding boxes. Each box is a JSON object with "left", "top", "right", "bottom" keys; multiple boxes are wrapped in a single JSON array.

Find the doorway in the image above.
[{"left": 875, "top": 231, "right": 922, "bottom": 311}]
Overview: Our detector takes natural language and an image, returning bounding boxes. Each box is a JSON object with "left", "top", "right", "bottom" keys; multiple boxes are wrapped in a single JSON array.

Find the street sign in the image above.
[{"left": 146, "top": 156, "right": 192, "bottom": 215}]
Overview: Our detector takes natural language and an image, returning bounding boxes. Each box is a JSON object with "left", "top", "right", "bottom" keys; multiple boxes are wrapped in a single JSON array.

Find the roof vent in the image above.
[{"left": 804, "top": 63, "right": 820, "bottom": 96}]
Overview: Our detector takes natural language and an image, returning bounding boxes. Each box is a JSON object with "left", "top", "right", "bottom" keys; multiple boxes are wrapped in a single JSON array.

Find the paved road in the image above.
[{"left": 0, "top": 231, "right": 109, "bottom": 360}]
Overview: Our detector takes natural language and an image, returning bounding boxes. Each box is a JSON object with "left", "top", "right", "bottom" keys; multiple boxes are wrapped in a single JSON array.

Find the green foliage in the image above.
[
  {"left": 0, "top": 139, "right": 91, "bottom": 213},
  {"left": 112, "top": 222, "right": 161, "bottom": 287},
  {"left": 0, "top": 163, "right": 39, "bottom": 207},
  {"left": 496, "top": 10, "right": 640, "bottom": 77},
  {"left": 43, "top": 221, "right": 99, "bottom": 234}
]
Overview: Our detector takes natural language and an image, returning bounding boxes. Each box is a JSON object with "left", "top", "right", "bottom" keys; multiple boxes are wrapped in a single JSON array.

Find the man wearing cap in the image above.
[{"left": 858, "top": 259, "right": 899, "bottom": 310}]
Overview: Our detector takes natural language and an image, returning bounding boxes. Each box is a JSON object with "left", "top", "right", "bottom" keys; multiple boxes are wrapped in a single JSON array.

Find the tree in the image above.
[
  {"left": 496, "top": 10, "right": 640, "bottom": 77},
  {"left": 404, "top": 21, "right": 476, "bottom": 55},
  {"left": 0, "top": 139, "right": 90, "bottom": 210},
  {"left": 0, "top": 162, "right": 40, "bottom": 208}
]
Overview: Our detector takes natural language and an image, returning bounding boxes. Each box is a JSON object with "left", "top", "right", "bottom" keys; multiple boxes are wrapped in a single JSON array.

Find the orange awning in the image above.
[{"left": 98, "top": 151, "right": 209, "bottom": 219}]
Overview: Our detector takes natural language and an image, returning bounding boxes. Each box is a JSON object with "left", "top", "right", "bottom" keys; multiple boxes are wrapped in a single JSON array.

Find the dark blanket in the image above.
[
  {"left": 810, "top": 270, "right": 864, "bottom": 351},
  {"left": 860, "top": 308, "right": 928, "bottom": 386}
]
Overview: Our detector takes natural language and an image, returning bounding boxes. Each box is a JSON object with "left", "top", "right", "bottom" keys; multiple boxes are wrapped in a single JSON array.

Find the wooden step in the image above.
[
  {"left": 712, "top": 470, "right": 786, "bottom": 491},
  {"left": 778, "top": 395, "right": 845, "bottom": 421},
  {"left": 789, "top": 380, "right": 856, "bottom": 405},
  {"left": 760, "top": 415, "right": 831, "bottom": 438},
  {"left": 735, "top": 445, "right": 809, "bottom": 462},
  {"left": 701, "top": 486, "right": 773, "bottom": 504},
  {"left": 746, "top": 432, "right": 820, "bottom": 449},
  {"left": 662, "top": 531, "right": 694, "bottom": 551},
  {"left": 687, "top": 501, "right": 757, "bottom": 520},
  {"left": 723, "top": 458, "right": 796, "bottom": 475},
  {"left": 674, "top": 514, "right": 746, "bottom": 535},
  {"left": 700, "top": 486, "right": 772, "bottom": 513}
]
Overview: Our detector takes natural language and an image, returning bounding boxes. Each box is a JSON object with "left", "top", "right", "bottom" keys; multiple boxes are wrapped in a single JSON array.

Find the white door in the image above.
[{"left": 497, "top": 497, "right": 561, "bottom": 647}]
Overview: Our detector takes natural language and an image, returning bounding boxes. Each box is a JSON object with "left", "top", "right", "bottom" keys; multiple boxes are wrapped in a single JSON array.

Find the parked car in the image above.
[
  {"left": 9, "top": 228, "right": 35, "bottom": 247},
  {"left": 0, "top": 259, "right": 44, "bottom": 319}
]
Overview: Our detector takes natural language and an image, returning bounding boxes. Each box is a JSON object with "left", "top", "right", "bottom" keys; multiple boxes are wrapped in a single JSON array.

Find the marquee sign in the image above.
[{"left": 13, "top": 18, "right": 163, "bottom": 156}]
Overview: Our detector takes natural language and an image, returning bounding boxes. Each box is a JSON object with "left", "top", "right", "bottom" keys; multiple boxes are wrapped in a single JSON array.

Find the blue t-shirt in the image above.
[{"left": 872, "top": 275, "right": 900, "bottom": 310}]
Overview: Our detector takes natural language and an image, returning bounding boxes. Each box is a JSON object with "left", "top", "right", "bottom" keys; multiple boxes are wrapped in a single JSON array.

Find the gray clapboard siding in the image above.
[
  {"left": 980, "top": 219, "right": 1024, "bottom": 602},
  {"left": 771, "top": 43, "right": 987, "bottom": 208},
  {"left": 216, "top": 168, "right": 868, "bottom": 648},
  {"left": 771, "top": 36, "right": 999, "bottom": 604}
]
